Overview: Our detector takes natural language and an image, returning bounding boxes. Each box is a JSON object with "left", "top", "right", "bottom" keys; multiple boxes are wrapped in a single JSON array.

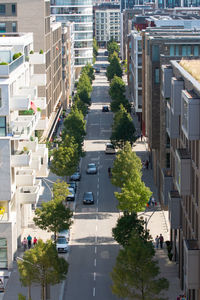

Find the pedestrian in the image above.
[
  {"left": 108, "top": 167, "right": 111, "bottom": 178},
  {"left": 140, "top": 133, "right": 143, "bottom": 141},
  {"left": 159, "top": 234, "right": 164, "bottom": 249},
  {"left": 155, "top": 235, "right": 159, "bottom": 249},
  {"left": 145, "top": 160, "right": 149, "bottom": 169},
  {"left": 151, "top": 196, "right": 155, "bottom": 207},
  {"left": 22, "top": 237, "right": 27, "bottom": 251},
  {"left": 27, "top": 234, "right": 32, "bottom": 249},
  {"left": 33, "top": 237, "right": 37, "bottom": 246}
]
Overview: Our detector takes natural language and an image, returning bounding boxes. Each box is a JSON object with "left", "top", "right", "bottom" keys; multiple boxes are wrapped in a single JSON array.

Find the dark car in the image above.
[
  {"left": 83, "top": 192, "right": 94, "bottom": 204},
  {"left": 68, "top": 181, "right": 77, "bottom": 193},
  {"left": 86, "top": 163, "right": 97, "bottom": 174},
  {"left": 70, "top": 172, "right": 81, "bottom": 181},
  {"left": 104, "top": 51, "right": 108, "bottom": 56},
  {"left": 95, "top": 68, "right": 100, "bottom": 73},
  {"left": 102, "top": 105, "right": 109, "bottom": 112}
]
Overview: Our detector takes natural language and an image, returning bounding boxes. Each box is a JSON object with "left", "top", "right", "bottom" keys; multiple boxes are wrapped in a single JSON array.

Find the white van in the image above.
[{"left": 105, "top": 143, "right": 116, "bottom": 154}]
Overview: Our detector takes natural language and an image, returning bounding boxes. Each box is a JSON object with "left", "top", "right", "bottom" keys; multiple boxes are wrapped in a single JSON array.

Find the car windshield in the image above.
[
  {"left": 88, "top": 164, "right": 95, "bottom": 168},
  {"left": 84, "top": 193, "right": 93, "bottom": 199},
  {"left": 57, "top": 238, "right": 67, "bottom": 244}
]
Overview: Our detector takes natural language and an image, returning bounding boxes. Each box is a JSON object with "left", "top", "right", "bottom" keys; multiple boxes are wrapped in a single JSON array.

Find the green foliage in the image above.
[
  {"left": 112, "top": 212, "right": 150, "bottom": 247},
  {"left": 106, "top": 55, "right": 123, "bottom": 82},
  {"left": 107, "top": 40, "right": 120, "bottom": 59},
  {"left": 82, "top": 63, "right": 95, "bottom": 82},
  {"left": 77, "top": 72, "right": 92, "bottom": 105},
  {"left": 0, "top": 62, "right": 8, "bottom": 65},
  {"left": 18, "top": 294, "right": 27, "bottom": 300},
  {"left": 19, "top": 109, "right": 34, "bottom": 115},
  {"left": 111, "top": 233, "right": 169, "bottom": 300},
  {"left": 13, "top": 52, "right": 22, "bottom": 60},
  {"left": 29, "top": 50, "right": 34, "bottom": 54},
  {"left": 33, "top": 181, "right": 73, "bottom": 241},
  {"left": 39, "top": 49, "right": 44, "bottom": 54},
  {"left": 93, "top": 38, "right": 99, "bottom": 62},
  {"left": 63, "top": 106, "right": 86, "bottom": 156},
  {"left": 73, "top": 94, "right": 88, "bottom": 116},
  {"left": 111, "top": 104, "right": 136, "bottom": 148},
  {"left": 50, "top": 135, "right": 79, "bottom": 177},
  {"left": 109, "top": 76, "right": 130, "bottom": 112},
  {"left": 18, "top": 240, "right": 69, "bottom": 299}
]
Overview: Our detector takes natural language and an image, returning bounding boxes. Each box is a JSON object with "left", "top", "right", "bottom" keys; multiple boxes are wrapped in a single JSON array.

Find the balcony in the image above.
[
  {"left": 18, "top": 86, "right": 37, "bottom": 99},
  {"left": 181, "top": 90, "right": 200, "bottom": 140},
  {"left": 10, "top": 95, "right": 31, "bottom": 111},
  {"left": 166, "top": 102, "right": 179, "bottom": 139},
  {"left": 0, "top": 55, "right": 24, "bottom": 76},
  {"left": 161, "top": 168, "right": 173, "bottom": 206},
  {"left": 16, "top": 169, "right": 36, "bottom": 187},
  {"left": 32, "top": 97, "right": 46, "bottom": 110},
  {"left": 171, "top": 77, "right": 184, "bottom": 115},
  {"left": 17, "top": 181, "right": 41, "bottom": 205},
  {"left": 29, "top": 53, "right": 45, "bottom": 65},
  {"left": 35, "top": 117, "right": 49, "bottom": 130},
  {"left": 168, "top": 190, "right": 181, "bottom": 229},
  {"left": 30, "top": 155, "right": 41, "bottom": 172},
  {"left": 11, "top": 150, "right": 32, "bottom": 167},
  {"left": 184, "top": 240, "right": 200, "bottom": 290},
  {"left": 18, "top": 137, "right": 39, "bottom": 152},
  {"left": 175, "top": 149, "right": 191, "bottom": 196},
  {"left": 30, "top": 73, "right": 46, "bottom": 86},
  {"left": 162, "top": 66, "right": 173, "bottom": 99}
]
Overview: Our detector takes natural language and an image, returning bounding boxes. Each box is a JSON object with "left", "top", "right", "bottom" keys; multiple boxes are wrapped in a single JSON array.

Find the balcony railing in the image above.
[
  {"left": 18, "top": 182, "right": 41, "bottom": 205},
  {"left": 11, "top": 150, "right": 32, "bottom": 167},
  {"left": 0, "top": 55, "right": 24, "bottom": 76}
]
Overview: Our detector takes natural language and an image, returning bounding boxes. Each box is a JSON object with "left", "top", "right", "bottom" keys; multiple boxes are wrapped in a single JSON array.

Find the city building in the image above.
[
  {"left": 0, "top": 33, "right": 48, "bottom": 269},
  {"left": 0, "top": 0, "right": 63, "bottom": 142},
  {"left": 162, "top": 59, "right": 200, "bottom": 300},
  {"left": 93, "top": 3, "right": 120, "bottom": 47},
  {"left": 51, "top": 0, "right": 93, "bottom": 76}
]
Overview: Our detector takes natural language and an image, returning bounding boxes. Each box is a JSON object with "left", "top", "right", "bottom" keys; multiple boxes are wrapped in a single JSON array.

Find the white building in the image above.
[
  {"left": 94, "top": 4, "right": 120, "bottom": 47},
  {"left": 0, "top": 33, "right": 48, "bottom": 269},
  {"left": 51, "top": 0, "right": 93, "bottom": 75}
]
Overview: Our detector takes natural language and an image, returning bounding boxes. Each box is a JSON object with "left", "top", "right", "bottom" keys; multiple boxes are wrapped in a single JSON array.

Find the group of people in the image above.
[
  {"left": 155, "top": 234, "right": 164, "bottom": 249},
  {"left": 147, "top": 196, "right": 157, "bottom": 207},
  {"left": 22, "top": 235, "right": 37, "bottom": 251}
]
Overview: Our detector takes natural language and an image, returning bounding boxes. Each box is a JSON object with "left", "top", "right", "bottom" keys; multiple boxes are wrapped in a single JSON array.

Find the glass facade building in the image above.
[{"left": 51, "top": 0, "right": 93, "bottom": 67}]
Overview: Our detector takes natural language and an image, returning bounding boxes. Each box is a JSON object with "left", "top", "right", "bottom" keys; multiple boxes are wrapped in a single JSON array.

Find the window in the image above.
[
  {"left": 0, "top": 4, "right": 5, "bottom": 15},
  {"left": 154, "top": 68, "right": 160, "bottom": 84},
  {"left": 170, "top": 45, "right": 175, "bottom": 56},
  {"left": 194, "top": 46, "right": 199, "bottom": 56},
  {"left": 0, "top": 238, "right": 7, "bottom": 268},
  {"left": 12, "top": 22, "right": 16, "bottom": 32},
  {"left": 0, "top": 117, "right": 6, "bottom": 137},
  {"left": 0, "top": 23, "right": 6, "bottom": 33},
  {"left": 11, "top": 4, "right": 16, "bottom": 14},
  {"left": 182, "top": 46, "right": 187, "bottom": 56},
  {"left": 175, "top": 45, "right": 179, "bottom": 56},
  {"left": 152, "top": 45, "right": 159, "bottom": 62}
]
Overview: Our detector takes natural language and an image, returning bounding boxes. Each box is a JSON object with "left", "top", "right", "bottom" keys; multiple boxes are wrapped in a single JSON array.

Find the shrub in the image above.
[
  {"left": 13, "top": 52, "right": 22, "bottom": 60},
  {"left": 0, "top": 62, "right": 8, "bottom": 65},
  {"left": 39, "top": 49, "right": 43, "bottom": 54},
  {"left": 37, "top": 107, "right": 42, "bottom": 112},
  {"left": 29, "top": 50, "right": 34, "bottom": 54}
]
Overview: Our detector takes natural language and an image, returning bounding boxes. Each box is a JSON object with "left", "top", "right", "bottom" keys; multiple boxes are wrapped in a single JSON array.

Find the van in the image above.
[{"left": 105, "top": 143, "right": 116, "bottom": 154}]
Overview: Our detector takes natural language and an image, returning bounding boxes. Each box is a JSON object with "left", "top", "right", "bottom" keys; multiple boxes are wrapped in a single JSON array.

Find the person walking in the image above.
[
  {"left": 27, "top": 234, "right": 32, "bottom": 249},
  {"left": 33, "top": 237, "right": 37, "bottom": 246},
  {"left": 151, "top": 196, "right": 155, "bottom": 207},
  {"left": 145, "top": 160, "right": 149, "bottom": 169},
  {"left": 22, "top": 237, "right": 27, "bottom": 251},
  {"left": 159, "top": 234, "right": 164, "bottom": 249},
  {"left": 155, "top": 235, "right": 159, "bottom": 249}
]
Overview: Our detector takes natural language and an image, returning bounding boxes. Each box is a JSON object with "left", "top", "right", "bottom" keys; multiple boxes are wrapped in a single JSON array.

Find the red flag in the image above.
[{"left": 30, "top": 101, "right": 37, "bottom": 113}]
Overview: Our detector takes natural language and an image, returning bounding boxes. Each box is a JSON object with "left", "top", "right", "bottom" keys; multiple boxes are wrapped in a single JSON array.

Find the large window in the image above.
[
  {"left": 0, "top": 5, "right": 5, "bottom": 15},
  {"left": 12, "top": 22, "right": 16, "bottom": 32},
  {"left": 152, "top": 45, "right": 160, "bottom": 62},
  {"left": 0, "top": 23, "right": 6, "bottom": 33},
  {"left": 0, "top": 117, "right": 6, "bottom": 137},
  {"left": 0, "top": 238, "right": 7, "bottom": 268},
  {"left": 11, "top": 4, "right": 16, "bottom": 14}
]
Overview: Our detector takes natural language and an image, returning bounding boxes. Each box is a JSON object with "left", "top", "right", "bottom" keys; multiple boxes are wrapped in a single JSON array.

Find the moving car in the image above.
[
  {"left": 95, "top": 67, "right": 100, "bottom": 73},
  {"left": 70, "top": 172, "right": 81, "bottom": 181},
  {"left": 86, "top": 163, "right": 97, "bottom": 174},
  {"left": 102, "top": 105, "right": 109, "bottom": 112},
  {"left": 56, "top": 236, "right": 69, "bottom": 253},
  {"left": 68, "top": 181, "right": 77, "bottom": 193},
  {"left": 66, "top": 187, "right": 75, "bottom": 201},
  {"left": 105, "top": 143, "right": 116, "bottom": 154},
  {"left": 104, "top": 51, "right": 108, "bottom": 56},
  {"left": 58, "top": 229, "right": 70, "bottom": 242},
  {"left": 83, "top": 192, "right": 94, "bottom": 204}
]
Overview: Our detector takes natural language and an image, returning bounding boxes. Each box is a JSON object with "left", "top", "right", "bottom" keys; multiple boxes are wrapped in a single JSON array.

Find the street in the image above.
[{"left": 63, "top": 50, "right": 120, "bottom": 300}]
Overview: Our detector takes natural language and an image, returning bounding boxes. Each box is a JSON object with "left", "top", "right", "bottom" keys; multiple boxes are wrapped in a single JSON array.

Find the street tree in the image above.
[
  {"left": 106, "top": 54, "right": 123, "bottom": 82},
  {"left": 34, "top": 181, "right": 73, "bottom": 241},
  {"left": 82, "top": 63, "right": 95, "bottom": 82},
  {"left": 107, "top": 40, "right": 120, "bottom": 58},
  {"left": 110, "top": 105, "right": 136, "bottom": 148},
  {"left": 73, "top": 94, "right": 88, "bottom": 116},
  {"left": 50, "top": 135, "right": 79, "bottom": 177},
  {"left": 93, "top": 38, "right": 99, "bottom": 62},
  {"left": 109, "top": 76, "right": 130, "bottom": 112},
  {"left": 77, "top": 72, "right": 92, "bottom": 105},
  {"left": 111, "top": 233, "right": 169, "bottom": 300},
  {"left": 63, "top": 106, "right": 86, "bottom": 156},
  {"left": 112, "top": 211, "right": 150, "bottom": 247},
  {"left": 18, "top": 240, "right": 69, "bottom": 300},
  {"left": 111, "top": 142, "right": 142, "bottom": 188}
]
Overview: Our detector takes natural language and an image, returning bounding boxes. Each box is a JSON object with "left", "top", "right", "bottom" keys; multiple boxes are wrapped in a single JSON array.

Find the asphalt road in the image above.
[{"left": 63, "top": 50, "right": 120, "bottom": 300}]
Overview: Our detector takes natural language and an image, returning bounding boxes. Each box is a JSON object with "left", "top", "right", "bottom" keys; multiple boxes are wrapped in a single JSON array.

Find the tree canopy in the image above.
[
  {"left": 82, "top": 63, "right": 95, "bottom": 82},
  {"left": 107, "top": 40, "right": 120, "bottom": 59},
  {"left": 77, "top": 72, "right": 92, "bottom": 105},
  {"left": 106, "top": 55, "right": 123, "bottom": 82},
  {"left": 73, "top": 94, "right": 88, "bottom": 116},
  {"left": 18, "top": 240, "right": 69, "bottom": 300},
  {"left": 111, "top": 233, "right": 169, "bottom": 300},
  {"left": 93, "top": 38, "right": 99, "bottom": 62},
  {"left": 109, "top": 76, "right": 130, "bottom": 112}
]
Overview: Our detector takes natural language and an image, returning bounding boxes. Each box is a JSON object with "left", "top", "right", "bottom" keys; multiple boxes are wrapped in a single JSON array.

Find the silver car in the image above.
[
  {"left": 86, "top": 163, "right": 97, "bottom": 174},
  {"left": 56, "top": 236, "right": 69, "bottom": 253}
]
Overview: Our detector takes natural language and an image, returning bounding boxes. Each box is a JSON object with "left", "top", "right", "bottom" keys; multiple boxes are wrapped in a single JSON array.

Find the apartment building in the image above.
[
  {"left": 51, "top": 0, "right": 93, "bottom": 76},
  {"left": 0, "top": 0, "right": 63, "bottom": 141},
  {"left": 161, "top": 59, "right": 200, "bottom": 300},
  {"left": 93, "top": 3, "right": 120, "bottom": 47},
  {"left": 0, "top": 33, "right": 48, "bottom": 269}
]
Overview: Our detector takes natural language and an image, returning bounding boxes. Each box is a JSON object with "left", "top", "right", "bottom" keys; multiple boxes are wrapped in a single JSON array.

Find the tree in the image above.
[
  {"left": 107, "top": 40, "right": 120, "bottom": 59},
  {"left": 109, "top": 76, "right": 130, "bottom": 112},
  {"left": 63, "top": 106, "right": 86, "bottom": 156},
  {"left": 111, "top": 233, "right": 169, "bottom": 300},
  {"left": 50, "top": 135, "right": 79, "bottom": 177},
  {"left": 82, "top": 63, "right": 95, "bottom": 82},
  {"left": 110, "top": 105, "right": 136, "bottom": 148},
  {"left": 33, "top": 181, "right": 73, "bottom": 242},
  {"left": 93, "top": 38, "right": 99, "bottom": 62},
  {"left": 18, "top": 240, "right": 69, "bottom": 300},
  {"left": 106, "top": 54, "right": 123, "bottom": 82},
  {"left": 77, "top": 72, "right": 92, "bottom": 105},
  {"left": 112, "top": 212, "right": 150, "bottom": 247},
  {"left": 73, "top": 94, "right": 88, "bottom": 116}
]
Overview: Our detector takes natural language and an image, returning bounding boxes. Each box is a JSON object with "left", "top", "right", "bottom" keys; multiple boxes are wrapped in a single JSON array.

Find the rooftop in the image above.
[{"left": 179, "top": 59, "right": 200, "bottom": 83}]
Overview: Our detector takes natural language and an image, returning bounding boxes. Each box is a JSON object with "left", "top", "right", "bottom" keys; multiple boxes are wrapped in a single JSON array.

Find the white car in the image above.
[
  {"left": 86, "top": 163, "right": 97, "bottom": 174},
  {"left": 66, "top": 187, "right": 75, "bottom": 201},
  {"left": 58, "top": 229, "right": 70, "bottom": 242},
  {"left": 56, "top": 236, "right": 69, "bottom": 253}
]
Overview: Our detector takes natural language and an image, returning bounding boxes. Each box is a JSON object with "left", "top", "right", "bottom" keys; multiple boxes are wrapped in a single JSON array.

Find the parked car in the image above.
[
  {"left": 95, "top": 67, "right": 100, "bottom": 73},
  {"left": 105, "top": 143, "right": 116, "bottom": 154},
  {"left": 66, "top": 187, "right": 75, "bottom": 201},
  {"left": 68, "top": 181, "right": 77, "bottom": 193},
  {"left": 70, "top": 172, "right": 81, "bottom": 181},
  {"left": 102, "top": 105, "right": 109, "bottom": 112},
  {"left": 58, "top": 229, "right": 70, "bottom": 242},
  {"left": 104, "top": 51, "right": 108, "bottom": 56},
  {"left": 83, "top": 192, "right": 94, "bottom": 204},
  {"left": 56, "top": 236, "right": 69, "bottom": 253},
  {"left": 86, "top": 163, "right": 97, "bottom": 174}
]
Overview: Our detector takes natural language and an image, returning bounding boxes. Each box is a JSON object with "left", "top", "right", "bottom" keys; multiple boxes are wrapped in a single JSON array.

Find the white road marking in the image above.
[
  {"left": 95, "top": 246, "right": 97, "bottom": 254},
  {"left": 93, "top": 287, "right": 96, "bottom": 296},
  {"left": 97, "top": 183, "right": 99, "bottom": 190},
  {"left": 94, "top": 272, "right": 96, "bottom": 281},
  {"left": 94, "top": 259, "right": 96, "bottom": 267},
  {"left": 98, "top": 177, "right": 99, "bottom": 183}
]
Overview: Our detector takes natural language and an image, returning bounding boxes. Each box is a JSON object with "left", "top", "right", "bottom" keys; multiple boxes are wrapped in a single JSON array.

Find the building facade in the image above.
[{"left": 0, "top": 33, "right": 48, "bottom": 269}]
